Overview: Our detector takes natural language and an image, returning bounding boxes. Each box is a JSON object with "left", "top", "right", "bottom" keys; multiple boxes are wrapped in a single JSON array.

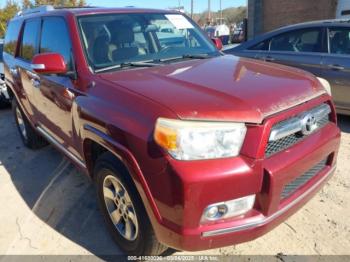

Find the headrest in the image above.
[{"left": 113, "top": 26, "right": 135, "bottom": 44}]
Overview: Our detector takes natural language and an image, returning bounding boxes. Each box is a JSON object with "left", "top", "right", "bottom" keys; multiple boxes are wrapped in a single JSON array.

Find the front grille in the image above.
[
  {"left": 265, "top": 105, "right": 330, "bottom": 157},
  {"left": 281, "top": 158, "right": 328, "bottom": 199}
]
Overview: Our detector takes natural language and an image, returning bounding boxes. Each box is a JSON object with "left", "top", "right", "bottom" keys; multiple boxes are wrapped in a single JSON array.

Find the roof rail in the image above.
[
  {"left": 54, "top": 6, "right": 99, "bottom": 9},
  {"left": 16, "top": 5, "right": 54, "bottom": 17}
]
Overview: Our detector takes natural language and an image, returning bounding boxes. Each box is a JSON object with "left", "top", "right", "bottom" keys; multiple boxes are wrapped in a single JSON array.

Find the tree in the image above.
[
  {"left": 0, "top": 0, "right": 86, "bottom": 38},
  {"left": 34, "top": 0, "right": 86, "bottom": 6},
  {"left": 193, "top": 6, "right": 247, "bottom": 27},
  {"left": 22, "top": 0, "right": 33, "bottom": 9},
  {"left": 222, "top": 6, "right": 247, "bottom": 25},
  {"left": 0, "top": 1, "right": 20, "bottom": 38}
]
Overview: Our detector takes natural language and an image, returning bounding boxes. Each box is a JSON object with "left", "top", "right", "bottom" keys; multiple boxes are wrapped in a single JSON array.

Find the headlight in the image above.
[{"left": 154, "top": 118, "right": 247, "bottom": 160}]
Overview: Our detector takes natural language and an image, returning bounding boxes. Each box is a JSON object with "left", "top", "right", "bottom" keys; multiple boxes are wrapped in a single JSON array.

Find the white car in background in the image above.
[{"left": 0, "top": 38, "right": 10, "bottom": 107}]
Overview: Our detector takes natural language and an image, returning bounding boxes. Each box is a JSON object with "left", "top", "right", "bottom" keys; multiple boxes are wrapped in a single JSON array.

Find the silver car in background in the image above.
[{"left": 224, "top": 19, "right": 350, "bottom": 116}]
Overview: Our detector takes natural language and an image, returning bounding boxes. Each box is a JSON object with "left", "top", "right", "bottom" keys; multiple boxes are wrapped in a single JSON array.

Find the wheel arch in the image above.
[{"left": 82, "top": 124, "right": 163, "bottom": 225}]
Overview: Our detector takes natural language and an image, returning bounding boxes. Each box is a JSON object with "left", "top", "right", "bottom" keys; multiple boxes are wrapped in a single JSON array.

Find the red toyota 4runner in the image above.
[{"left": 3, "top": 6, "right": 341, "bottom": 255}]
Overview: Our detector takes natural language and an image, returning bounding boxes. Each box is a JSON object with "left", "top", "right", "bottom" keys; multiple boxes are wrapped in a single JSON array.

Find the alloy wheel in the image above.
[{"left": 103, "top": 175, "right": 139, "bottom": 241}]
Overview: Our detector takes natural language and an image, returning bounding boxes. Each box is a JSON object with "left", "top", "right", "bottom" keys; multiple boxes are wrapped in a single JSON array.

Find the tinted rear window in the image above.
[
  {"left": 329, "top": 28, "right": 350, "bottom": 55},
  {"left": 4, "top": 20, "right": 21, "bottom": 56},
  {"left": 20, "top": 19, "right": 40, "bottom": 61}
]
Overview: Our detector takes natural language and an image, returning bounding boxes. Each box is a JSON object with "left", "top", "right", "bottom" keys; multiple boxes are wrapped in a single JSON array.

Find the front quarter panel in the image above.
[{"left": 76, "top": 79, "right": 180, "bottom": 231}]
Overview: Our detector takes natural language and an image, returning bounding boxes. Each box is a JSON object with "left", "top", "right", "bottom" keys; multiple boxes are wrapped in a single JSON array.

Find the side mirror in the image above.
[
  {"left": 212, "top": 38, "right": 223, "bottom": 50},
  {"left": 31, "top": 53, "right": 67, "bottom": 74}
]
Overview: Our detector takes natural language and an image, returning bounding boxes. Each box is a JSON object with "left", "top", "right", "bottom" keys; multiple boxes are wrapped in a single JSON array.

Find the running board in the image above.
[{"left": 36, "top": 126, "right": 86, "bottom": 169}]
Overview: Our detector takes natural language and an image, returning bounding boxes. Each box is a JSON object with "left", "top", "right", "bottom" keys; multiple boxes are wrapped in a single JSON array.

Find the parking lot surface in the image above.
[{"left": 0, "top": 108, "right": 349, "bottom": 257}]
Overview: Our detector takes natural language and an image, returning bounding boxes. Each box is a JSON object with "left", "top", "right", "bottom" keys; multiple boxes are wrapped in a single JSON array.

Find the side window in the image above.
[
  {"left": 4, "top": 20, "right": 21, "bottom": 56},
  {"left": 270, "top": 28, "right": 323, "bottom": 53},
  {"left": 248, "top": 40, "right": 270, "bottom": 51},
  {"left": 40, "top": 17, "right": 72, "bottom": 70},
  {"left": 329, "top": 28, "right": 350, "bottom": 55},
  {"left": 20, "top": 19, "right": 40, "bottom": 61}
]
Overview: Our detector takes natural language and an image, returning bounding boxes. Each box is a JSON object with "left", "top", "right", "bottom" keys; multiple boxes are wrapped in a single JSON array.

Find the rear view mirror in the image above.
[
  {"left": 31, "top": 53, "right": 67, "bottom": 75},
  {"left": 211, "top": 38, "right": 223, "bottom": 50}
]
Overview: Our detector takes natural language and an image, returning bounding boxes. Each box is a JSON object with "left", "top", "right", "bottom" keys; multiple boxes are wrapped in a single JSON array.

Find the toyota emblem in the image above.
[{"left": 301, "top": 113, "right": 318, "bottom": 135}]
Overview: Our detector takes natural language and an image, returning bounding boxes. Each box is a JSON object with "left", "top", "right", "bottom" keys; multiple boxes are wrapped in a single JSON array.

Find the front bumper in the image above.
[
  {"left": 202, "top": 164, "right": 336, "bottom": 237},
  {"left": 154, "top": 124, "right": 339, "bottom": 251},
  {"left": 149, "top": 98, "right": 340, "bottom": 251}
]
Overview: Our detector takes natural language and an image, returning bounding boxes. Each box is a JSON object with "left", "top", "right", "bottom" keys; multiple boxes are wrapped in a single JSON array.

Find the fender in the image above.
[{"left": 82, "top": 124, "right": 163, "bottom": 225}]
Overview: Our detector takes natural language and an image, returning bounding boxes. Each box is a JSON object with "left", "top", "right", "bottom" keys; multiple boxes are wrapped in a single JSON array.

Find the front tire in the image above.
[
  {"left": 95, "top": 153, "right": 168, "bottom": 256},
  {"left": 12, "top": 99, "right": 48, "bottom": 149}
]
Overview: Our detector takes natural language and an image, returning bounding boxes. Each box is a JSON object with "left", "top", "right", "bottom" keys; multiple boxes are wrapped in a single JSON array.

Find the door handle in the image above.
[
  {"left": 329, "top": 64, "right": 345, "bottom": 71},
  {"left": 10, "top": 68, "right": 18, "bottom": 75},
  {"left": 26, "top": 70, "right": 38, "bottom": 79},
  {"left": 31, "top": 78, "right": 41, "bottom": 88},
  {"left": 265, "top": 56, "right": 275, "bottom": 62}
]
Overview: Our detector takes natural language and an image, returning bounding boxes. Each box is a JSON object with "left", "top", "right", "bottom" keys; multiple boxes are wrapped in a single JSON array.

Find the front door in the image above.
[{"left": 34, "top": 17, "right": 80, "bottom": 156}]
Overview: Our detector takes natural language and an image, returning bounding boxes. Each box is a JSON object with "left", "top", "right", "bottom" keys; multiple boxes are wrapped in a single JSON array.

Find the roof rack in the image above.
[
  {"left": 16, "top": 5, "right": 97, "bottom": 17},
  {"left": 54, "top": 6, "right": 99, "bottom": 9},
  {"left": 16, "top": 5, "right": 54, "bottom": 17}
]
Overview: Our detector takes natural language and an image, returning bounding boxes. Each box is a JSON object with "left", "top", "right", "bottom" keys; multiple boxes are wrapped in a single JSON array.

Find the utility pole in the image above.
[
  {"left": 191, "top": 0, "right": 194, "bottom": 19},
  {"left": 208, "top": 0, "right": 211, "bottom": 25},
  {"left": 220, "top": 0, "right": 223, "bottom": 20}
]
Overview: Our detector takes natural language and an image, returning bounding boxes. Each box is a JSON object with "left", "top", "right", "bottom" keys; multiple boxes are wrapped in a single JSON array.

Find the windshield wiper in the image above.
[
  {"left": 182, "top": 54, "right": 211, "bottom": 59},
  {"left": 95, "top": 61, "right": 159, "bottom": 73},
  {"left": 159, "top": 53, "right": 212, "bottom": 63},
  {"left": 120, "top": 61, "right": 159, "bottom": 68}
]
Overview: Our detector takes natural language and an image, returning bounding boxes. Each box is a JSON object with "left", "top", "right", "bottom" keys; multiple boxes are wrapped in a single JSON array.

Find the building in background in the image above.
[
  {"left": 247, "top": 0, "right": 343, "bottom": 39},
  {"left": 337, "top": 0, "right": 350, "bottom": 19}
]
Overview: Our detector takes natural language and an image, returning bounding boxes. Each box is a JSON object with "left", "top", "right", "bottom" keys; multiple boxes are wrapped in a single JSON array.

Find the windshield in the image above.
[{"left": 78, "top": 13, "right": 219, "bottom": 71}]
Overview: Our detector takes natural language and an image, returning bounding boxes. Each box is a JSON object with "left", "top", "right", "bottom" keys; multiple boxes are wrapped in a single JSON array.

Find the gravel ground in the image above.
[{"left": 0, "top": 107, "right": 349, "bottom": 258}]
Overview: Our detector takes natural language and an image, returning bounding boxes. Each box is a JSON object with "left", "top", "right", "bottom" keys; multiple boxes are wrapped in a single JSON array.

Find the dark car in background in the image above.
[{"left": 224, "top": 19, "right": 350, "bottom": 116}]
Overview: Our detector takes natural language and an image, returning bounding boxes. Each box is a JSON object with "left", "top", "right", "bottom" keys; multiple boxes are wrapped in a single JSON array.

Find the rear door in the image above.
[
  {"left": 16, "top": 18, "right": 41, "bottom": 123},
  {"left": 3, "top": 19, "right": 22, "bottom": 100},
  {"left": 264, "top": 27, "right": 326, "bottom": 76},
  {"left": 321, "top": 26, "right": 350, "bottom": 113}
]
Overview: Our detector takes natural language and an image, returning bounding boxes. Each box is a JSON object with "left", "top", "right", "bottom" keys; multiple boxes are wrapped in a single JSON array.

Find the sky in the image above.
[{"left": 0, "top": 0, "right": 247, "bottom": 12}]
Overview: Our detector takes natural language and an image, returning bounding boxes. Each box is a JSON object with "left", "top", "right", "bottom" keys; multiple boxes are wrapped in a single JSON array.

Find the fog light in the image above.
[
  {"left": 206, "top": 206, "right": 219, "bottom": 218},
  {"left": 201, "top": 195, "right": 255, "bottom": 223}
]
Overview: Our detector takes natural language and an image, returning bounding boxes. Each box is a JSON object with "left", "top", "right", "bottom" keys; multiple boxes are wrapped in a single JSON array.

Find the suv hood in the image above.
[{"left": 99, "top": 55, "right": 325, "bottom": 123}]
